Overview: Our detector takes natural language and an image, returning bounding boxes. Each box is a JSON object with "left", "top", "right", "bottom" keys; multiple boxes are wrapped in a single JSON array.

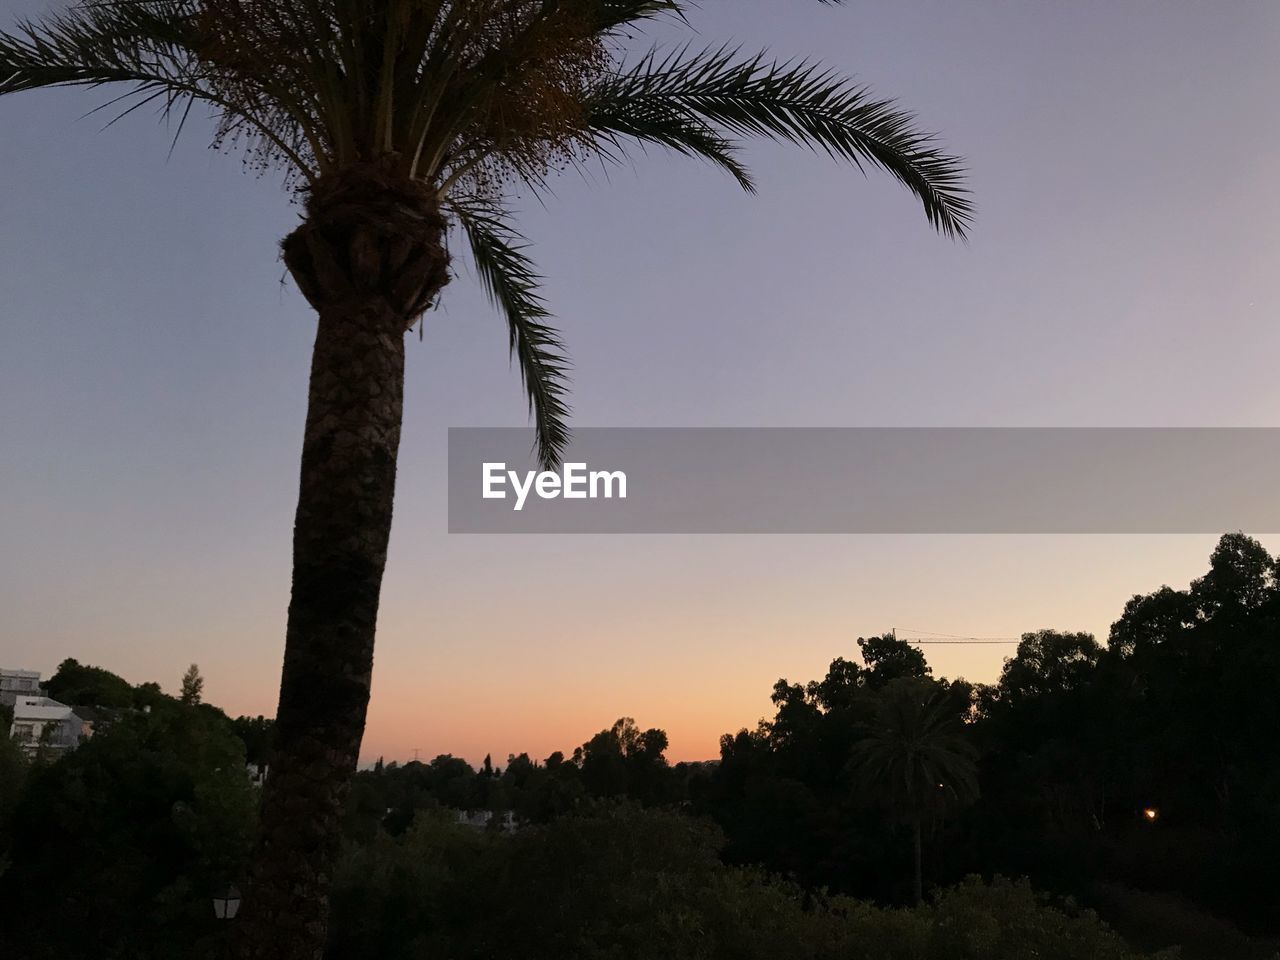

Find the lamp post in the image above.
[{"left": 213, "top": 885, "right": 242, "bottom": 921}]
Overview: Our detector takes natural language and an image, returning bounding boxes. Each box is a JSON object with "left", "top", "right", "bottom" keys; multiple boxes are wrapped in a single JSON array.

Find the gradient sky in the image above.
[{"left": 4, "top": 1, "right": 1280, "bottom": 764}]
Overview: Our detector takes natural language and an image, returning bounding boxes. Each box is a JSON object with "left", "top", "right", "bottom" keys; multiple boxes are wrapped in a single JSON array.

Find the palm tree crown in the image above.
[
  {"left": 853, "top": 678, "right": 979, "bottom": 812},
  {"left": 1, "top": 0, "right": 971, "bottom": 466}
]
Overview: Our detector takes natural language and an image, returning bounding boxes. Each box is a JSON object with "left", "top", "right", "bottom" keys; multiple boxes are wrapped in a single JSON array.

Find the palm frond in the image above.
[
  {"left": 591, "top": 0, "right": 683, "bottom": 33},
  {"left": 0, "top": 1, "right": 315, "bottom": 176},
  {"left": 449, "top": 197, "right": 571, "bottom": 470},
  {"left": 591, "top": 45, "right": 972, "bottom": 238},
  {"left": 852, "top": 681, "right": 979, "bottom": 811},
  {"left": 0, "top": 1, "right": 193, "bottom": 95},
  {"left": 586, "top": 93, "right": 755, "bottom": 192}
]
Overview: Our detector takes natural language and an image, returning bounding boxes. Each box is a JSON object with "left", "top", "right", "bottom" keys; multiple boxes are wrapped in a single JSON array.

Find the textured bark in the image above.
[{"left": 234, "top": 162, "right": 448, "bottom": 960}]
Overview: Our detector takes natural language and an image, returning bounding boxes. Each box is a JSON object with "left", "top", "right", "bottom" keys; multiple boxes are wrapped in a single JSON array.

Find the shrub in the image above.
[{"left": 326, "top": 807, "right": 1172, "bottom": 960}]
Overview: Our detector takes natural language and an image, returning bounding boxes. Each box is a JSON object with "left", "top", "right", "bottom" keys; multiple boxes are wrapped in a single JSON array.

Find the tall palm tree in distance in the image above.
[
  {"left": 853, "top": 678, "right": 979, "bottom": 905},
  {"left": 0, "top": 2, "right": 971, "bottom": 956}
]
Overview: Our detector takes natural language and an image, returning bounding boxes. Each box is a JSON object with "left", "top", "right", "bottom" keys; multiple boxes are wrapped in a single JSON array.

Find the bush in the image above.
[
  {"left": 327, "top": 806, "right": 1171, "bottom": 960},
  {"left": 0, "top": 703, "right": 256, "bottom": 960},
  {"left": 918, "top": 877, "right": 1178, "bottom": 960}
]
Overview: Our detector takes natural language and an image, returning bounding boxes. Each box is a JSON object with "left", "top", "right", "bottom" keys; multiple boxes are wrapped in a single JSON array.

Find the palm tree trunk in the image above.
[
  {"left": 234, "top": 164, "right": 449, "bottom": 960},
  {"left": 234, "top": 298, "right": 404, "bottom": 958},
  {"left": 912, "top": 816, "right": 924, "bottom": 906}
]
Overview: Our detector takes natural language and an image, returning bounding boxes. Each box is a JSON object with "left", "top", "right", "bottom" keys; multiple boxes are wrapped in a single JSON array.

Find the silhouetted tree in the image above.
[
  {"left": 988, "top": 630, "right": 1101, "bottom": 709},
  {"left": 852, "top": 679, "right": 978, "bottom": 904},
  {"left": 858, "top": 634, "right": 932, "bottom": 688},
  {"left": 44, "top": 658, "right": 135, "bottom": 709},
  {"left": 231, "top": 715, "right": 276, "bottom": 768},
  {"left": 180, "top": 664, "right": 205, "bottom": 706}
]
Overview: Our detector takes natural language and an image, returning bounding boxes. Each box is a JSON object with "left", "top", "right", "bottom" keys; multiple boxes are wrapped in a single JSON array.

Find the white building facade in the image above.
[{"left": 9, "top": 696, "right": 83, "bottom": 758}]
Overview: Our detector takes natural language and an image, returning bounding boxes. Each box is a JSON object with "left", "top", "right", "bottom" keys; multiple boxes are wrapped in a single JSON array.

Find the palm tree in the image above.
[
  {"left": 852, "top": 678, "right": 978, "bottom": 905},
  {"left": 0, "top": 2, "right": 970, "bottom": 956}
]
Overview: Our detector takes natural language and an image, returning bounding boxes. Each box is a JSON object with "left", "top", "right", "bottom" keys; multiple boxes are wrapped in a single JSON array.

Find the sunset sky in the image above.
[{"left": 4, "top": 1, "right": 1280, "bottom": 764}]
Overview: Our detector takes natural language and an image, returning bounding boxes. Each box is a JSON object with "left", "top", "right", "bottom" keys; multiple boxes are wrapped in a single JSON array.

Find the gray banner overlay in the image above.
[{"left": 447, "top": 428, "right": 1280, "bottom": 534}]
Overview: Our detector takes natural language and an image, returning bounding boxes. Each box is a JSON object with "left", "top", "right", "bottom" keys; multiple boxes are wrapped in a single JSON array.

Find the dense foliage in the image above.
[
  {"left": 328, "top": 806, "right": 1171, "bottom": 960},
  {"left": 1, "top": 697, "right": 256, "bottom": 959}
]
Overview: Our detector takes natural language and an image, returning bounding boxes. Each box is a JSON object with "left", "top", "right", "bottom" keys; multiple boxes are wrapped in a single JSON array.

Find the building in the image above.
[
  {"left": 8, "top": 696, "right": 83, "bottom": 758},
  {"left": 0, "top": 668, "right": 41, "bottom": 707}
]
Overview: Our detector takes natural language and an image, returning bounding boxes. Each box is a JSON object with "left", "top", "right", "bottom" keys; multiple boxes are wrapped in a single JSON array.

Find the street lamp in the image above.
[
  {"left": 1142, "top": 807, "right": 1159, "bottom": 823},
  {"left": 213, "top": 885, "right": 242, "bottom": 920}
]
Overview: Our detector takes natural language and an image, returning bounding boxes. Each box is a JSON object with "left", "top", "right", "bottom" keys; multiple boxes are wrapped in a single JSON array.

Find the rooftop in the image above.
[{"left": 12, "top": 696, "right": 77, "bottom": 722}]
